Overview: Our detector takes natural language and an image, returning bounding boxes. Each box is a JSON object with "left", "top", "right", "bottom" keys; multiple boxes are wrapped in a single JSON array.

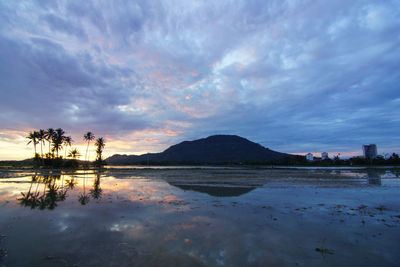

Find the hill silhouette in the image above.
[{"left": 106, "top": 135, "right": 291, "bottom": 165}]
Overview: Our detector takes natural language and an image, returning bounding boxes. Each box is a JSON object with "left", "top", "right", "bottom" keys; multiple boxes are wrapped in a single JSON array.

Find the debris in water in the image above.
[{"left": 315, "top": 247, "right": 334, "bottom": 255}]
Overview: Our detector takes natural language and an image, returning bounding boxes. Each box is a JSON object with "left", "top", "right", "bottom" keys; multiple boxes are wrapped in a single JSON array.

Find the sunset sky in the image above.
[{"left": 1, "top": 0, "right": 399, "bottom": 160}]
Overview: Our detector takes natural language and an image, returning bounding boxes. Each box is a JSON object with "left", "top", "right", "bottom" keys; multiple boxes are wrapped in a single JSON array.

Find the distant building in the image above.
[
  {"left": 321, "top": 152, "right": 329, "bottom": 160},
  {"left": 363, "top": 144, "right": 377, "bottom": 159},
  {"left": 306, "top": 153, "right": 314, "bottom": 161}
]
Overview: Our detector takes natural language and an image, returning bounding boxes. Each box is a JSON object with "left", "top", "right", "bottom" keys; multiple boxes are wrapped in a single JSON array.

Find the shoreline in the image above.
[{"left": 0, "top": 164, "right": 399, "bottom": 171}]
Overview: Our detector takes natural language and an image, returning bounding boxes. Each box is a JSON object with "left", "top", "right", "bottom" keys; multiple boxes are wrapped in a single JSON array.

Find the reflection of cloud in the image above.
[{"left": 1, "top": 172, "right": 191, "bottom": 211}]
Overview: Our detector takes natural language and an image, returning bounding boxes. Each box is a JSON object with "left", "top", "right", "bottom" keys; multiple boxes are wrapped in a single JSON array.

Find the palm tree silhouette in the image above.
[
  {"left": 83, "top": 132, "right": 95, "bottom": 162},
  {"left": 67, "top": 148, "right": 81, "bottom": 159},
  {"left": 27, "top": 131, "right": 39, "bottom": 161},
  {"left": 95, "top": 137, "right": 105, "bottom": 164},
  {"left": 63, "top": 136, "right": 73, "bottom": 158},
  {"left": 67, "top": 148, "right": 81, "bottom": 168},
  {"left": 52, "top": 128, "right": 65, "bottom": 158},
  {"left": 45, "top": 128, "right": 56, "bottom": 156},
  {"left": 37, "top": 129, "right": 46, "bottom": 165}
]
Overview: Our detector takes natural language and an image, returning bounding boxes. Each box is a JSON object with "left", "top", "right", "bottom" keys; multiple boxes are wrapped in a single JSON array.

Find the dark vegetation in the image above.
[
  {"left": 21, "top": 128, "right": 106, "bottom": 169},
  {"left": 251, "top": 153, "right": 400, "bottom": 166},
  {"left": 286, "top": 153, "right": 400, "bottom": 167}
]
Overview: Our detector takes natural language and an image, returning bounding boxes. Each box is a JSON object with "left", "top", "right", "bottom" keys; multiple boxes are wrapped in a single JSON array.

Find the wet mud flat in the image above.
[{"left": 0, "top": 168, "right": 399, "bottom": 266}]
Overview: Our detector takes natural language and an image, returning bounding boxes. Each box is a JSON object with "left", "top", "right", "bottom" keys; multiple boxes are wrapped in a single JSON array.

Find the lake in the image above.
[{"left": 0, "top": 167, "right": 399, "bottom": 266}]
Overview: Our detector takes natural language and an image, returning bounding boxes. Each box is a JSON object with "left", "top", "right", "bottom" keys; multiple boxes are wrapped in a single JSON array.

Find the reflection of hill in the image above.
[{"left": 169, "top": 182, "right": 260, "bottom": 197}]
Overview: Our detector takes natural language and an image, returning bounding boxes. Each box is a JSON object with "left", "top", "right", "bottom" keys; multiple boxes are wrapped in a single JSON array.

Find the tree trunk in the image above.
[
  {"left": 34, "top": 144, "right": 37, "bottom": 164},
  {"left": 40, "top": 142, "right": 44, "bottom": 165},
  {"left": 85, "top": 141, "right": 90, "bottom": 162}
]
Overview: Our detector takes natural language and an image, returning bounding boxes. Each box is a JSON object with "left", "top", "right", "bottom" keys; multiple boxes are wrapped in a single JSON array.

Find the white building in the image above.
[
  {"left": 321, "top": 152, "right": 329, "bottom": 160},
  {"left": 363, "top": 144, "right": 377, "bottom": 159},
  {"left": 306, "top": 153, "right": 314, "bottom": 161}
]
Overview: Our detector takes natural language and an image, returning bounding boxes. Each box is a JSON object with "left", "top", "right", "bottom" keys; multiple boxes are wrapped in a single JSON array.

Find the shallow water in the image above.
[{"left": 0, "top": 168, "right": 399, "bottom": 266}]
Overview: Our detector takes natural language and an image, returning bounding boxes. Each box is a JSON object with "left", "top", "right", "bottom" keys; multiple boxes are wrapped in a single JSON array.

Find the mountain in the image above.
[{"left": 106, "top": 135, "right": 292, "bottom": 165}]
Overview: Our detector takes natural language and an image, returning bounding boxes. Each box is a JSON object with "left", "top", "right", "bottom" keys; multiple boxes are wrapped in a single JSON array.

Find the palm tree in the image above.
[
  {"left": 37, "top": 129, "right": 46, "bottom": 165},
  {"left": 52, "top": 128, "right": 65, "bottom": 158},
  {"left": 18, "top": 175, "right": 39, "bottom": 208},
  {"left": 63, "top": 136, "right": 73, "bottom": 158},
  {"left": 95, "top": 137, "right": 105, "bottom": 164},
  {"left": 45, "top": 128, "right": 56, "bottom": 156},
  {"left": 90, "top": 173, "right": 102, "bottom": 199},
  {"left": 67, "top": 148, "right": 81, "bottom": 168},
  {"left": 78, "top": 171, "right": 90, "bottom": 205},
  {"left": 67, "top": 148, "right": 81, "bottom": 159},
  {"left": 78, "top": 193, "right": 90, "bottom": 205},
  {"left": 83, "top": 132, "right": 95, "bottom": 162},
  {"left": 27, "top": 131, "right": 39, "bottom": 160},
  {"left": 65, "top": 178, "right": 78, "bottom": 190}
]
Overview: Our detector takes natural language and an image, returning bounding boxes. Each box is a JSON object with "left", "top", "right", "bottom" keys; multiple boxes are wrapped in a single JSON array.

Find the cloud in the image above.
[
  {"left": 0, "top": 0, "right": 399, "bottom": 159},
  {"left": 41, "top": 13, "right": 88, "bottom": 40}
]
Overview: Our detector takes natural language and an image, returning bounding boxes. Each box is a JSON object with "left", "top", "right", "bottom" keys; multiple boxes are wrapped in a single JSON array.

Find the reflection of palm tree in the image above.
[
  {"left": 38, "top": 195, "right": 47, "bottom": 210},
  {"left": 48, "top": 185, "right": 67, "bottom": 209},
  {"left": 18, "top": 192, "right": 32, "bottom": 206},
  {"left": 18, "top": 176, "right": 40, "bottom": 209},
  {"left": 27, "top": 175, "right": 36, "bottom": 195},
  {"left": 40, "top": 176, "right": 67, "bottom": 210},
  {"left": 33, "top": 175, "right": 40, "bottom": 198},
  {"left": 45, "top": 183, "right": 59, "bottom": 210},
  {"left": 59, "top": 189, "right": 68, "bottom": 201},
  {"left": 79, "top": 171, "right": 90, "bottom": 205},
  {"left": 78, "top": 194, "right": 90, "bottom": 205},
  {"left": 65, "top": 178, "right": 78, "bottom": 190},
  {"left": 18, "top": 191, "right": 39, "bottom": 209},
  {"left": 18, "top": 174, "right": 68, "bottom": 210},
  {"left": 83, "top": 132, "right": 95, "bottom": 162},
  {"left": 90, "top": 173, "right": 102, "bottom": 199}
]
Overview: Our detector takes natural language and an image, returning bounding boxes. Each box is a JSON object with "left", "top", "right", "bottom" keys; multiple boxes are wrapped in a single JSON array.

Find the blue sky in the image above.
[{"left": 0, "top": 0, "right": 399, "bottom": 160}]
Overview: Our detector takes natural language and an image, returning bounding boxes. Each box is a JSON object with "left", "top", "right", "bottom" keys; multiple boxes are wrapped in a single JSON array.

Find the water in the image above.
[{"left": 0, "top": 168, "right": 399, "bottom": 266}]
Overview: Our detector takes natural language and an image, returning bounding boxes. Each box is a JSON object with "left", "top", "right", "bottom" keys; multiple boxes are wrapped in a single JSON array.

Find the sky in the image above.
[{"left": 1, "top": 0, "right": 400, "bottom": 160}]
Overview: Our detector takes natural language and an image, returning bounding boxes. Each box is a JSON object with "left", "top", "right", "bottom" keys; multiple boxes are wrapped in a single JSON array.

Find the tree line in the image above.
[
  {"left": 26, "top": 128, "right": 105, "bottom": 168},
  {"left": 265, "top": 154, "right": 400, "bottom": 166}
]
